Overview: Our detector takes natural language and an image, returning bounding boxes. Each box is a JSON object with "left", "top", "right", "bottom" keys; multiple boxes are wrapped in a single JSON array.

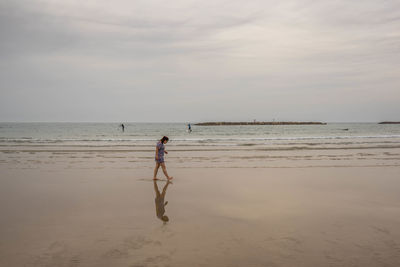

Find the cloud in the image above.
[{"left": 0, "top": 0, "right": 399, "bottom": 122}]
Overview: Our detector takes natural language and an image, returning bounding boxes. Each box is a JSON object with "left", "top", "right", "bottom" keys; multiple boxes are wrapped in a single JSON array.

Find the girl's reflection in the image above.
[{"left": 153, "top": 180, "right": 172, "bottom": 223}]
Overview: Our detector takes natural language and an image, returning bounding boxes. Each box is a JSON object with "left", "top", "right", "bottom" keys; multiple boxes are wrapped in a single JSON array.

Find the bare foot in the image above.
[
  {"left": 167, "top": 176, "right": 173, "bottom": 180},
  {"left": 153, "top": 177, "right": 159, "bottom": 180}
]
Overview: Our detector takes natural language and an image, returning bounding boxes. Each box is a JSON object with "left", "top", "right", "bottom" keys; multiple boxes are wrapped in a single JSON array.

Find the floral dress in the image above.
[{"left": 155, "top": 141, "right": 165, "bottom": 163}]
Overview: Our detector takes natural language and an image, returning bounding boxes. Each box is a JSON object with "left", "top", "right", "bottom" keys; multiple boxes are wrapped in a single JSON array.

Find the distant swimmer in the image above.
[
  {"left": 187, "top": 123, "right": 192, "bottom": 133},
  {"left": 120, "top": 123, "right": 125, "bottom": 132}
]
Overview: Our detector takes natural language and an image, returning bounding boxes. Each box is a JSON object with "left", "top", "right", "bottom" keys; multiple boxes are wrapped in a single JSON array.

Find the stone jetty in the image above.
[
  {"left": 195, "top": 121, "right": 327, "bottom": 126},
  {"left": 378, "top": 121, "right": 400, "bottom": 124}
]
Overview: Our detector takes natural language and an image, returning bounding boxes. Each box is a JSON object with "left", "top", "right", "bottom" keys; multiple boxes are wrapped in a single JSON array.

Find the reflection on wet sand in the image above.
[{"left": 153, "top": 180, "right": 172, "bottom": 223}]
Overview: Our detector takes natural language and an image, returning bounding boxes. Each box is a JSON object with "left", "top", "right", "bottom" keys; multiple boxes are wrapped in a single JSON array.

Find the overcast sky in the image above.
[{"left": 1, "top": 0, "right": 399, "bottom": 122}]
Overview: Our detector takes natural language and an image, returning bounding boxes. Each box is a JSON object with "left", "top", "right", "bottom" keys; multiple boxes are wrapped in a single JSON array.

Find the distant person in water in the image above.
[
  {"left": 154, "top": 136, "right": 173, "bottom": 180},
  {"left": 153, "top": 180, "right": 171, "bottom": 223},
  {"left": 120, "top": 123, "right": 125, "bottom": 132},
  {"left": 188, "top": 123, "right": 192, "bottom": 133}
]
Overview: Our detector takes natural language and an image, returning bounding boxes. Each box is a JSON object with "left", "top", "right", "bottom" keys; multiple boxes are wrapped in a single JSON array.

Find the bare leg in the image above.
[
  {"left": 161, "top": 163, "right": 173, "bottom": 180},
  {"left": 153, "top": 163, "right": 160, "bottom": 179},
  {"left": 161, "top": 180, "right": 171, "bottom": 197},
  {"left": 153, "top": 180, "right": 161, "bottom": 197}
]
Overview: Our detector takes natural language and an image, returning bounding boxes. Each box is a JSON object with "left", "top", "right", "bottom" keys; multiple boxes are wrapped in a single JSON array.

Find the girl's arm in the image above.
[
  {"left": 155, "top": 146, "right": 159, "bottom": 160},
  {"left": 164, "top": 143, "right": 168, "bottom": 154}
]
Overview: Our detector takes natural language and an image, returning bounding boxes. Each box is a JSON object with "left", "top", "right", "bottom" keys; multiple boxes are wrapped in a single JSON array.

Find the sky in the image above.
[{"left": 0, "top": 0, "right": 399, "bottom": 122}]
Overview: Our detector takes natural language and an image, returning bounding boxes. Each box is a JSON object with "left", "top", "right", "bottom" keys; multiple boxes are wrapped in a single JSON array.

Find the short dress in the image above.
[{"left": 155, "top": 141, "right": 165, "bottom": 163}]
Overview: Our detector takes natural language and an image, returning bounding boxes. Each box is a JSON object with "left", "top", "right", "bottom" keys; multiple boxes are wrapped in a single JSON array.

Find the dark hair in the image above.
[{"left": 160, "top": 136, "right": 169, "bottom": 143}]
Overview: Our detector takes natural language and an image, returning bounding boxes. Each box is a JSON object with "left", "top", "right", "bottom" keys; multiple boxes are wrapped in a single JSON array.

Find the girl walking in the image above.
[{"left": 153, "top": 136, "right": 173, "bottom": 180}]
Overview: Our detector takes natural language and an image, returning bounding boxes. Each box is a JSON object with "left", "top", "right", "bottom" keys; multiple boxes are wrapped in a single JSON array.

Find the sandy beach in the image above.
[{"left": 1, "top": 148, "right": 400, "bottom": 267}]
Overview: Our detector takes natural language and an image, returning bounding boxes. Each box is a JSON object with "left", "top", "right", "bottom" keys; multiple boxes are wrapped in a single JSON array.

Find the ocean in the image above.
[
  {"left": 1, "top": 122, "right": 400, "bottom": 168},
  {"left": 1, "top": 122, "right": 400, "bottom": 147}
]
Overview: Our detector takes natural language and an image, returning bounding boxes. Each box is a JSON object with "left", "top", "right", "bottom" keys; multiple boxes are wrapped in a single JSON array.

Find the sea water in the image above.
[
  {"left": 1, "top": 122, "right": 400, "bottom": 151},
  {"left": 1, "top": 122, "right": 400, "bottom": 168}
]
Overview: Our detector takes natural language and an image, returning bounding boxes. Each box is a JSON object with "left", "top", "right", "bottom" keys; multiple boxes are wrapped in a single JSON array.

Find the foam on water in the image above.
[{"left": 1, "top": 135, "right": 400, "bottom": 143}]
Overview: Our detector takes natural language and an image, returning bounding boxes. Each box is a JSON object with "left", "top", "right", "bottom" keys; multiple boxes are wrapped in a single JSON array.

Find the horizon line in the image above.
[{"left": 0, "top": 121, "right": 393, "bottom": 124}]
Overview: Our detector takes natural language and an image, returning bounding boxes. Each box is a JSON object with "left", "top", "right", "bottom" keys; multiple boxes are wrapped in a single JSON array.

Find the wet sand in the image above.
[{"left": 1, "top": 165, "right": 400, "bottom": 267}]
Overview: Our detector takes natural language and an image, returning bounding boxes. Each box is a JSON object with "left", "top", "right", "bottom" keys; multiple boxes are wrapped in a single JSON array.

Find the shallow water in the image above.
[{"left": 1, "top": 167, "right": 400, "bottom": 267}]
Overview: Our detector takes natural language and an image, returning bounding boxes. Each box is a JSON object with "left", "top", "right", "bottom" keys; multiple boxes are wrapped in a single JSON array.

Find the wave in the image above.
[
  {"left": 1, "top": 135, "right": 400, "bottom": 143},
  {"left": 171, "top": 135, "right": 400, "bottom": 141}
]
